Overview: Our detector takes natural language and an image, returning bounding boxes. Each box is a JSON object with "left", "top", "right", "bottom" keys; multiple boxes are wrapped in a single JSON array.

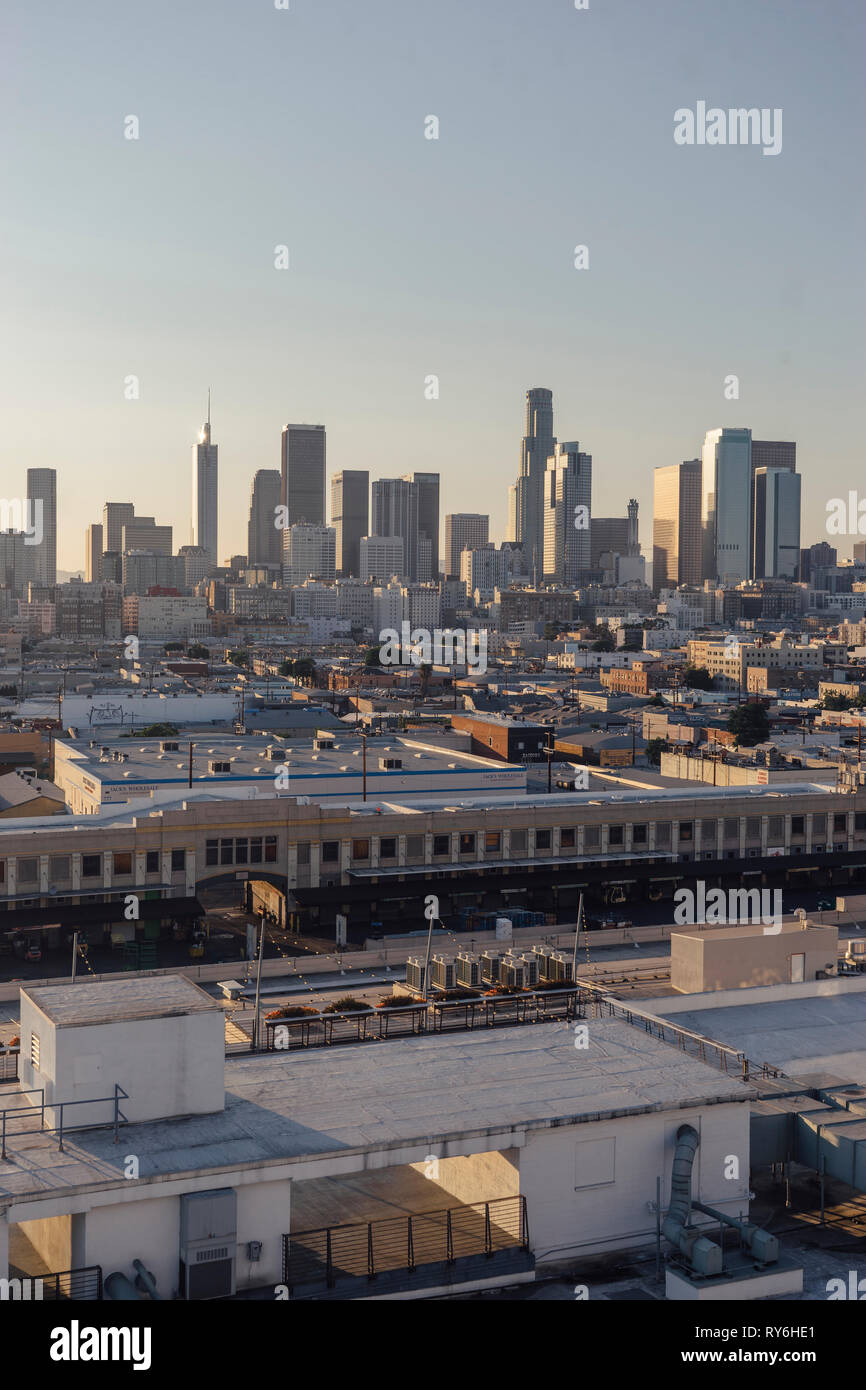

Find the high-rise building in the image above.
[
  {"left": 178, "top": 545, "right": 212, "bottom": 591},
  {"left": 652, "top": 460, "right": 702, "bottom": 592},
  {"left": 281, "top": 424, "right": 326, "bottom": 526},
  {"left": 122, "top": 520, "right": 173, "bottom": 555},
  {"left": 359, "top": 535, "right": 405, "bottom": 583},
  {"left": 122, "top": 551, "right": 186, "bottom": 595},
  {"left": 701, "top": 427, "right": 752, "bottom": 581},
  {"left": 26, "top": 468, "right": 57, "bottom": 588},
  {"left": 542, "top": 442, "right": 591, "bottom": 586},
  {"left": 514, "top": 388, "right": 556, "bottom": 581},
  {"left": 0, "top": 531, "right": 26, "bottom": 594},
  {"left": 331, "top": 470, "right": 369, "bottom": 577},
  {"left": 85, "top": 524, "right": 103, "bottom": 583},
  {"left": 247, "top": 469, "right": 281, "bottom": 567},
  {"left": 103, "top": 503, "right": 135, "bottom": 554},
  {"left": 749, "top": 441, "right": 796, "bottom": 576},
  {"left": 445, "top": 514, "right": 489, "bottom": 579},
  {"left": 192, "top": 398, "right": 219, "bottom": 566},
  {"left": 281, "top": 523, "right": 335, "bottom": 586},
  {"left": 799, "top": 541, "right": 836, "bottom": 584},
  {"left": 753, "top": 467, "right": 801, "bottom": 579},
  {"left": 372, "top": 478, "right": 418, "bottom": 579},
  {"left": 405, "top": 472, "right": 440, "bottom": 579}
]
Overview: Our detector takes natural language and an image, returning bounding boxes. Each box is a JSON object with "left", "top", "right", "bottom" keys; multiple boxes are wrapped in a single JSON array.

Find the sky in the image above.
[{"left": 2, "top": 0, "right": 864, "bottom": 571}]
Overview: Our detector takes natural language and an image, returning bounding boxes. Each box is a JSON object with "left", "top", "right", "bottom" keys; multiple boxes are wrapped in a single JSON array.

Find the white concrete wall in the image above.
[
  {"left": 520, "top": 1103, "right": 751, "bottom": 1267},
  {"left": 18, "top": 1004, "right": 224, "bottom": 1126},
  {"left": 81, "top": 1176, "right": 292, "bottom": 1298},
  {"left": 409, "top": 1149, "right": 519, "bottom": 1206}
]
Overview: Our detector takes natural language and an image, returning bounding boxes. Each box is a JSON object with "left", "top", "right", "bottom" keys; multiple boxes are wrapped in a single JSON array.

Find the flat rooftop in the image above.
[
  {"left": 671, "top": 921, "right": 836, "bottom": 944},
  {"left": 0, "top": 1018, "right": 753, "bottom": 1205},
  {"left": 656, "top": 982, "right": 866, "bottom": 1084},
  {"left": 22, "top": 976, "right": 221, "bottom": 1028}
]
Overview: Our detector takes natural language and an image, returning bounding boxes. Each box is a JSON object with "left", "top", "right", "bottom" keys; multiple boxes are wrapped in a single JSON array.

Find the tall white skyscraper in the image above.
[
  {"left": 701, "top": 427, "right": 752, "bottom": 581},
  {"left": 192, "top": 394, "right": 218, "bottom": 568},
  {"left": 26, "top": 468, "right": 57, "bottom": 587}
]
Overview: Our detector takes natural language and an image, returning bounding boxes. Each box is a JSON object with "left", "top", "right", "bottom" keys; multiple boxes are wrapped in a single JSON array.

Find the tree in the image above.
[
  {"left": 188, "top": 643, "right": 209, "bottom": 660},
  {"left": 364, "top": 645, "right": 383, "bottom": 667},
  {"left": 228, "top": 650, "right": 249, "bottom": 667},
  {"left": 821, "top": 692, "right": 853, "bottom": 711},
  {"left": 278, "top": 660, "right": 292, "bottom": 677},
  {"left": 683, "top": 665, "right": 713, "bottom": 691},
  {"left": 645, "top": 694, "right": 665, "bottom": 707},
  {"left": 418, "top": 662, "right": 433, "bottom": 698},
  {"left": 645, "top": 738, "right": 667, "bottom": 767},
  {"left": 591, "top": 635, "right": 615, "bottom": 652},
  {"left": 727, "top": 703, "right": 770, "bottom": 747},
  {"left": 291, "top": 658, "right": 316, "bottom": 687}
]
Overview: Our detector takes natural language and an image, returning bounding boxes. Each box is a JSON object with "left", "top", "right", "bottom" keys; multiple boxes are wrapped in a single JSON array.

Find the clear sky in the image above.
[{"left": 2, "top": 0, "right": 864, "bottom": 571}]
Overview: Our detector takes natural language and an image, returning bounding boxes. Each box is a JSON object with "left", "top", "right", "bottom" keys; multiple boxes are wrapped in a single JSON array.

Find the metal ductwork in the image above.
[{"left": 661, "top": 1124, "right": 723, "bottom": 1276}]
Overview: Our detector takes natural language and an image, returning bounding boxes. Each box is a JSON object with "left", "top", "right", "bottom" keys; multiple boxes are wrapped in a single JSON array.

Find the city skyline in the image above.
[{"left": 3, "top": 0, "right": 862, "bottom": 570}]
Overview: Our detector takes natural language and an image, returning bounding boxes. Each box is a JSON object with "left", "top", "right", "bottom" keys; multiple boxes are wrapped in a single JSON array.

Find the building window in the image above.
[
  {"left": 746, "top": 817, "right": 761, "bottom": 839},
  {"left": 855, "top": 814, "right": 866, "bottom": 833},
  {"left": 511, "top": 829, "right": 527, "bottom": 855},
  {"left": 205, "top": 840, "right": 218, "bottom": 866},
  {"left": 220, "top": 840, "right": 234, "bottom": 866},
  {"left": 18, "top": 858, "right": 38, "bottom": 884},
  {"left": 352, "top": 839, "right": 370, "bottom": 861},
  {"left": 235, "top": 839, "right": 249, "bottom": 865},
  {"left": 433, "top": 834, "right": 450, "bottom": 857},
  {"left": 535, "top": 829, "right": 551, "bottom": 851},
  {"left": 485, "top": 831, "right": 501, "bottom": 853},
  {"left": 406, "top": 835, "right": 424, "bottom": 859},
  {"left": 265, "top": 837, "right": 277, "bottom": 864},
  {"left": 459, "top": 833, "right": 476, "bottom": 855},
  {"left": 724, "top": 818, "right": 739, "bottom": 842},
  {"left": 147, "top": 850, "right": 160, "bottom": 873},
  {"left": 560, "top": 828, "right": 575, "bottom": 849},
  {"left": 0, "top": 862, "right": 4, "bottom": 884},
  {"left": 834, "top": 813, "right": 847, "bottom": 834},
  {"left": 322, "top": 840, "right": 339, "bottom": 863},
  {"left": 297, "top": 842, "right": 311, "bottom": 866},
  {"left": 608, "top": 826, "right": 623, "bottom": 847},
  {"left": 677, "top": 822, "right": 693, "bottom": 843},
  {"left": 632, "top": 824, "right": 647, "bottom": 845},
  {"left": 249, "top": 838, "right": 263, "bottom": 864},
  {"left": 380, "top": 837, "right": 397, "bottom": 860},
  {"left": 584, "top": 826, "right": 600, "bottom": 850},
  {"left": 655, "top": 824, "right": 670, "bottom": 848},
  {"left": 82, "top": 855, "right": 101, "bottom": 878},
  {"left": 171, "top": 849, "right": 186, "bottom": 873},
  {"left": 49, "top": 855, "right": 70, "bottom": 880},
  {"left": 113, "top": 852, "right": 132, "bottom": 876},
  {"left": 30, "top": 1033, "right": 40, "bottom": 1072}
]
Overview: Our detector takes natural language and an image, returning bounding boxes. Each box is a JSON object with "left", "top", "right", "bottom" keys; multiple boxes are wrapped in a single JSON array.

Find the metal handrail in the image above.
[{"left": 0, "top": 1083, "right": 129, "bottom": 1158}]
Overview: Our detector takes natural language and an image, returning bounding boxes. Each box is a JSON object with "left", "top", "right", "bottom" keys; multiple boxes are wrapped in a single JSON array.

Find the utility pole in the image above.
[
  {"left": 546, "top": 728, "right": 555, "bottom": 793},
  {"left": 71, "top": 931, "right": 78, "bottom": 983},
  {"left": 571, "top": 892, "right": 584, "bottom": 984},
  {"left": 251, "top": 915, "right": 265, "bottom": 1050},
  {"left": 360, "top": 730, "right": 367, "bottom": 802},
  {"left": 188, "top": 741, "right": 194, "bottom": 788}
]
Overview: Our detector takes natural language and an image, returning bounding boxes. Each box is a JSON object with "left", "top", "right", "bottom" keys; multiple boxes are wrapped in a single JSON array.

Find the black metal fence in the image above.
[
  {"left": 282, "top": 1195, "right": 528, "bottom": 1294},
  {"left": 245, "top": 988, "right": 584, "bottom": 1057},
  {"left": 40, "top": 1266, "right": 104, "bottom": 1300}
]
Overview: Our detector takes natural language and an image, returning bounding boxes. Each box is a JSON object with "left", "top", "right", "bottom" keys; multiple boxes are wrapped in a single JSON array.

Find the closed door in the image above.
[{"left": 790, "top": 953, "right": 805, "bottom": 984}]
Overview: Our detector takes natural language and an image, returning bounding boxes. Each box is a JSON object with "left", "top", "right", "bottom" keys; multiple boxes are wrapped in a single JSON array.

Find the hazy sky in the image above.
[{"left": 2, "top": 0, "right": 864, "bottom": 570}]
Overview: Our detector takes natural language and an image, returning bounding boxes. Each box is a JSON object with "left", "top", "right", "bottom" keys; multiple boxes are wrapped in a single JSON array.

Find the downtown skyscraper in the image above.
[
  {"left": 247, "top": 469, "right": 282, "bottom": 567},
  {"left": 513, "top": 387, "right": 556, "bottom": 582},
  {"left": 192, "top": 396, "right": 219, "bottom": 568},
  {"left": 330, "top": 470, "right": 369, "bottom": 578},
  {"left": 542, "top": 442, "right": 591, "bottom": 586},
  {"left": 652, "top": 459, "right": 702, "bottom": 592},
  {"left": 25, "top": 467, "right": 57, "bottom": 587},
  {"left": 281, "top": 424, "right": 326, "bottom": 526}
]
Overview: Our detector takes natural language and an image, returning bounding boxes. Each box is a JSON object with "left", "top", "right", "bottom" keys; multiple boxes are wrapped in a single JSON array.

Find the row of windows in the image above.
[
  {"left": 310, "top": 813, "right": 866, "bottom": 865},
  {"left": 205, "top": 838, "right": 278, "bottom": 867},
  {"left": 1, "top": 850, "right": 187, "bottom": 884}
]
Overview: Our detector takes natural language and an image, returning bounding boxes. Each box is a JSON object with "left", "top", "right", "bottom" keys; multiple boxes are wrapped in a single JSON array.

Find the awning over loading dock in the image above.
[{"left": 0, "top": 897, "right": 204, "bottom": 933}]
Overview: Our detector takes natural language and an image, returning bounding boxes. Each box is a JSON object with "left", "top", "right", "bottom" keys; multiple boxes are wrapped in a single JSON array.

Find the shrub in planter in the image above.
[
  {"left": 323, "top": 995, "right": 368, "bottom": 1014},
  {"left": 430, "top": 988, "right": 480, "bottom": 1002},
  {"left": 265, "top": 1005, "right": 319, "bottom": 1020},
  {"left": 376, "top": 994, "right": 415, "bottom": 1009}
]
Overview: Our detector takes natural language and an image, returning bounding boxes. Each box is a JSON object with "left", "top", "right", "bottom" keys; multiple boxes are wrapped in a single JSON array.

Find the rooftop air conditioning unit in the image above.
[
  {"left": 406, "top": 956, "right": 427, "bottom": 994},
  {"left": 266, "top": 747, "right": 286, "bottom": 761},
  {"left": 509, "top": 952, "right": 539, "bottom": 987},
  {"left": 548, "top": 951, "right": 574, "bottom": 984},
  {"left": 431, "top": 956, "right": 456, "bottom": 990},
  {"left": 499, "top": 958, "right": 527, "bottom": 990},
  {"left": 314, "top": 736, "right": 334, "bottom": 750},
  {"left": 209, "top": 760, "right": 231, "bottom": 774},
  {"left": 379, "top": 757, "right": 403, "bottom": 770},
  {"left": 179, "top": 1189, "right": 237, "bottom": 1300},
  {"left": 160, "top": 740, "right": 179, "bottom": 752},
  {"left": 456, "top": 952, "right": 481, "bottom": 988},
  {"left": 480, "top": 951, "right": 502, "bottom": 986}
]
